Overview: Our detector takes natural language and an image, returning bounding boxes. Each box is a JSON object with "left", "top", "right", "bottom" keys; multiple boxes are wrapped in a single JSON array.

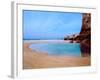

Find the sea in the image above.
[{"left": 29, "top": 42, "right": 81, "bottom": 56}]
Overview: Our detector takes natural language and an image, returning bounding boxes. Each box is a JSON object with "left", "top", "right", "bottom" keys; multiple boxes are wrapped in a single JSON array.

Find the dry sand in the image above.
[{"left": 23, "top": 41, "right": 90, "bottom": 69}]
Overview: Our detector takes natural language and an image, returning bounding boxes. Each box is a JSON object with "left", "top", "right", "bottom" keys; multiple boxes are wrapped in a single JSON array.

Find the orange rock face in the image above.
[
  {"left": 80, "top": 13, "right": 91, "bottom": 56},
  {"left": 64, "top": 13, "right": 91, "bottom": 56}
]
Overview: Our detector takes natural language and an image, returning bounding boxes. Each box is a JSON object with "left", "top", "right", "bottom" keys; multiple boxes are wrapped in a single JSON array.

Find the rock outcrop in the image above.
[
  {"left": 64, "top": 13, "right": 91, "bottom": 56},
  {"left": 79, "top": 13, "right": 91, "bottom": 56}
]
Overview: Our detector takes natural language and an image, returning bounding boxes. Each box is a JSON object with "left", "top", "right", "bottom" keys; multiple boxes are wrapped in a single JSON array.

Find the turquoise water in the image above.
[{"left": 29, "top": 43, "right": 81, "bottom": 56}]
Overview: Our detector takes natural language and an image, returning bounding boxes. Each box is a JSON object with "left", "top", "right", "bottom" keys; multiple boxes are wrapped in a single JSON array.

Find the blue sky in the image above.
[{"left": 23, "top": 10, "right": 82, "bottom": 40}]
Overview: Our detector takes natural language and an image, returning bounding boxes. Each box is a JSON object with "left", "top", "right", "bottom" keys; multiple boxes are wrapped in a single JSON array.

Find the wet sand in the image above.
[{"left": 23, "top": 41, "right": 90, "bottom": 69}]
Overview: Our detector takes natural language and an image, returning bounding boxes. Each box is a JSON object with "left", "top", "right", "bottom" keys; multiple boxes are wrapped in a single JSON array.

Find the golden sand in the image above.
[{"left": 23, "top": 42, "right": 90, "bottom": 69}]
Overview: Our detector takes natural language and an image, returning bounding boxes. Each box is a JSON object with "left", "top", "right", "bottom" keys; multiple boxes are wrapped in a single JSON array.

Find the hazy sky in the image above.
[{"left": 23, "top": 10, "right": 82, "bottom": 40}]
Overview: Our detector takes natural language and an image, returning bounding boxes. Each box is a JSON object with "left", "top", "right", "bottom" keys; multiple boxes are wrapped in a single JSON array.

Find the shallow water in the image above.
[{"left": 29, "top": 43, "right": 81, "bottom": 56}]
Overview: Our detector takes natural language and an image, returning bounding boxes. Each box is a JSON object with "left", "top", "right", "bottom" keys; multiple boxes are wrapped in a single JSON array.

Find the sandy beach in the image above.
[{"left": 23, "top": 41, "right": 90, "bottom": 69}]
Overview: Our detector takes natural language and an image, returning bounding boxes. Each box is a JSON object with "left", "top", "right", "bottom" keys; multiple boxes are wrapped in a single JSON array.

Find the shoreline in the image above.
[
  {"left": 23, "top": 41, "right": 90, "bottom": 69},
  {"left": 24, "top": 40, "right": 72, "bottom": 43}
]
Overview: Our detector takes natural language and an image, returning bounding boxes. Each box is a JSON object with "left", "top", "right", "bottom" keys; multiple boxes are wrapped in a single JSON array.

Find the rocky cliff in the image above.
[
  {"left": 64, "top": 13, "right": 91, "bottom": 56},
  {"left": 79, "top": 13, "right": 91, "bottom": 56}
]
